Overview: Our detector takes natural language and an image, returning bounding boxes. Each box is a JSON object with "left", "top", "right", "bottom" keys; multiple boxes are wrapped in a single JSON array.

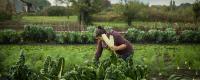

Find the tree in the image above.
[
  {"left": 102, "top": 0, "right": 111, "bottom": 9},
  {"left": 70, "top": 0, "right": 103, "bottom": 25},
  {"left": 170, "top": 0, "right": 176, "bottom": 11},
  {"left": 0, "top": 0, "right": 13, "bottom": 21},
  {"left": 121, "top": 0, "right": 147, "bottom": 26},
  {"left": 193, "top": 0, "right": 200, "bottom": 22},
  {"left": 56, "top": 0, "right": 72, "bottom": 18}
]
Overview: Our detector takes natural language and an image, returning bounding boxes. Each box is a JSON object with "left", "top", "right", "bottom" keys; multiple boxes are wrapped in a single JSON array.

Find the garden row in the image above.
[
  {"left": 0, "top": 24, "right": 200, "bottom": 44},
  {"left": 7, "top": 50, "right": 148, "bottom": 80},
  {"left": 125, "top": 27, "right": 200, "bottom": 43}
]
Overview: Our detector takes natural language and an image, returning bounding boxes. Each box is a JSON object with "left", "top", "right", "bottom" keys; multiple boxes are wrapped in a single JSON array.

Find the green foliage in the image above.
[
  {"left": 0, "top": 11, "right": 12, "bottom": 21},
  {"left": 122, "top": 1, "right": 147, "bottom": 26},
  {"left": 0, "top": 29, "right": 20, "bottom": 44},
  {"left": 40, "top": 56, "right": 65, "bottom": 79},
  {"left": 193, "top": 0, "right": 200, "bottom": 22},
  {"left": 9, "top": 50, "right": 40, "bottom": 80},
  {"left": 57, "top": 31, "right": 95, "bottom": 44},
  {"left": 125, "top": 28, "right": 144, "bottom": 43},
  {"left": 92, "top": 11, "right": 123, "bottom": 22},
  {"left": 63, "top": 53, "right": 149, "bottom": 80},
  {"left": 22, "top": 24, "right": 55, "bottom": 42},
  {"left": 104, "top": 64, "right": 126, "bottom": 80},
  {"left": 162, "top": 28, "right": 177, "bottom": 43},
  {"left": 1, "top": 25, "right": 200, "bottom": 44},
  {"left": 108, "top": 2, "right": 196, "bottom": 22},
  {"left": 55, "top": 33, "right": 65, "bottom": 44},
  {"left": 168, "top": 74, "right": 191, "bottom": 80},
  {"left": 42, "top": 6, "right": 68, "bottom": 16},
  {"left": 65, "top": 32, "right": 79, "bottom": 44},
  {"left": 0, "top": 52, "right": 7, "bottom": 74},
  {"left": 0, "top": 0, "right": 12, "bottom": 21},
  {"left": 179, "top": 30, "right": 200, "bottom": 43},
  {"left": 70, "top": 0, "right": 104, "bottom": 25},
  {"left": 125, "top": 28, "right": 182, "bottom": 43},
  {"left": 86, "top": 26, "right": 96, "bottom": 32},
  {"left": 65, "top": 53, "right": 148, "bottom": 80},
  {"left": 2, "top": 44, "right": 200, "bottom": 79},
  {"left": 64, "top": 65, "right": 96, "bottom": 80},
  {"left": 146, "top": 29, "right": 164, "bottom": 43}
]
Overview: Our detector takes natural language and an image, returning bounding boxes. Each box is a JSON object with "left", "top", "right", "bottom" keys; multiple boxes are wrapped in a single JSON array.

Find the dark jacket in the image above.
[{"left": 95, "top": 31, "right": 133, "bottom": 60}]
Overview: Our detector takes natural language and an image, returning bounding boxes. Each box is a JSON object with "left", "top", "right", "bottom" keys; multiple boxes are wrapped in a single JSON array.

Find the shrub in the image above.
[
  {"left": 0, "top": 29, "right": 20, "bottom": 44},
  {"left": 64, "top": 32, "right": 78, "bottom": 44},
  {"left": 42, "top": 6, "right": 68, "bottom": 16},
  {"left": 162, "top": 28, "right": 177, "bottom": 43},
  {"left": 137, "top": 31, "right": 146, "bottom": 43},
  {"left": 55, "top": 33, "right": 65, "bottom": 44},
  {"left": 179, "top": 30, "right": 199, "bottom": 43},
  {"left": 0, "top": 11, "right": 12, "bottom": 21},
  {"left": 86, "top": 26, "right": 96, "bottom": 32},
  {"left": 145, "top": 29, "right": 164, "bottom": 43},
  {"left": 125, "top": 28, "right": 147, "bottom": 43},
  {"left": 63, "top": 32, "right": 95, "bottom": 44},
  {"left": 81, "top": 32, "right": 95, "bottom": 44},
  {"left": 22, "top": 24, "right": 55, "bottom": 42},
  {"left": 125, "top": 28, "right": 141, "bottom": 43}
]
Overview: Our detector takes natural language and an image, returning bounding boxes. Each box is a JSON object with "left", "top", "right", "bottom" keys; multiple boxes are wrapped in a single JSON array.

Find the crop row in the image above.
[
  {"left": 0, "top": 24, "right": 200, "bottom": 44},
  {"left": 7, "top": 50, "right": 148, "bottom": 80}
]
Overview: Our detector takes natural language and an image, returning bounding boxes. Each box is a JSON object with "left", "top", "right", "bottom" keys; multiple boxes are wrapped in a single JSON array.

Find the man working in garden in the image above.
[{"left": 94, "top": 26, "right": 133, "bottom": 62}]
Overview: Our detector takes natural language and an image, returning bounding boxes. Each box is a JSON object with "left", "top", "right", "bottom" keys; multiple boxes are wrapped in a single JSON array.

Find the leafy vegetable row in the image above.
[{"left": 0, "top": 25, "right": 200, "bottom": 44}]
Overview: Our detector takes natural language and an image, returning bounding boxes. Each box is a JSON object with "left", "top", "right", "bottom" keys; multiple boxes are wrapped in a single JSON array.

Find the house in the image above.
[{"left": 9, "top": 0, "right": 38, "bottom": 13}]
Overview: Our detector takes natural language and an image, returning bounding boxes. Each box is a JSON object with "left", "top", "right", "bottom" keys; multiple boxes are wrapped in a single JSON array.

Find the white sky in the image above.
[{"left": 48, "top": 0, "right": 196, "bottom": 6}]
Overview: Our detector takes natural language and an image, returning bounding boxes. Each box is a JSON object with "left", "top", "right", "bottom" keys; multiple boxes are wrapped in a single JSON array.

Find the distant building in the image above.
[{"left": 9, "top": 0, "right": 38, "bottom": 13}]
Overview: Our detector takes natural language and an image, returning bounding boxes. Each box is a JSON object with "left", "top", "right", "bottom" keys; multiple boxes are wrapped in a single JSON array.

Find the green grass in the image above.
[
  {"left": 94, "top": 22, "right": 127, "bottom": 27},
  {"left": 22, "top": 16, "right": 78, "bottom": 23},
  {"left": 20, "top": 16, "right": 199, "bottom": 30},
  {"left": 21, "top": 16, "right": 199, "bottom": 30},
  {"left": 0, "top": 44, "right": 200, "bottom": 76}
]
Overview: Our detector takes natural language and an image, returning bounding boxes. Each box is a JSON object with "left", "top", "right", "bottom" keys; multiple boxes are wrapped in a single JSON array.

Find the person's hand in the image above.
[{"left": 110, "top": 45, "right": 119, "bottom": 51}]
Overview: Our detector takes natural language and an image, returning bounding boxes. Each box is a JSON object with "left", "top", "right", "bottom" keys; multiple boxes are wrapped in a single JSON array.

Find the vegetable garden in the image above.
[
  {"left": 0, "top": 23, "right": 200, "bottom": 80},
  {"left": 0, "top": 44, "right": 200, "bottom": 80},
  {"left": 0, "top": 0, "right": 200, "bottom": 79}
]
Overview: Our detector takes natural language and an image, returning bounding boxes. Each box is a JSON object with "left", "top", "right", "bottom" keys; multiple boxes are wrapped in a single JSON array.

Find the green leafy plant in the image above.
[
  {"left": 125, "top": 28, "right": 142, "bottom": 42},
  {"left": 40, "top": 56, "right": 65, "bottom": 80},
  {"left": 0, "top": 29, "right": 20, "bottom": 44},
  {"left": 86, "top": 26, "right": 96, "bottom": 32},
  {"left": 146, "top": 29, "right": 164, "bottom": 43},
  {"left": 9, "top": 50, "right": 40, "bottom": 80},
  {"left": 162, "top": 28, "right": 177, "bottom": 43},
  {"left": 55, "top": 33, "right": 65, "bottom": 44},
  {"left": 168, "top": 74, "right": 191, "bottom": 80},
  {"left": 179, "top": 30, "right": 199, "bottom": 43},
  {"left": 22, "top": 24, "right": 55, "bottom": 42},
  {"left": 64, "top": 65, "right": 96, "bottom": 80}
]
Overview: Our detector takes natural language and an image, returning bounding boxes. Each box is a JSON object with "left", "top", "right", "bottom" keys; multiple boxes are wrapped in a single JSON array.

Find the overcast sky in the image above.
[{"left": 48, "top": 0, "right": 196, "bottom": 6}]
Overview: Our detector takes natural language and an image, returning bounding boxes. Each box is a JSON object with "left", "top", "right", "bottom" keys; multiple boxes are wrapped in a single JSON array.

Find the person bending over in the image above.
[{"left": 94, "top": 26, "right": 134, "bottom": 62}]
